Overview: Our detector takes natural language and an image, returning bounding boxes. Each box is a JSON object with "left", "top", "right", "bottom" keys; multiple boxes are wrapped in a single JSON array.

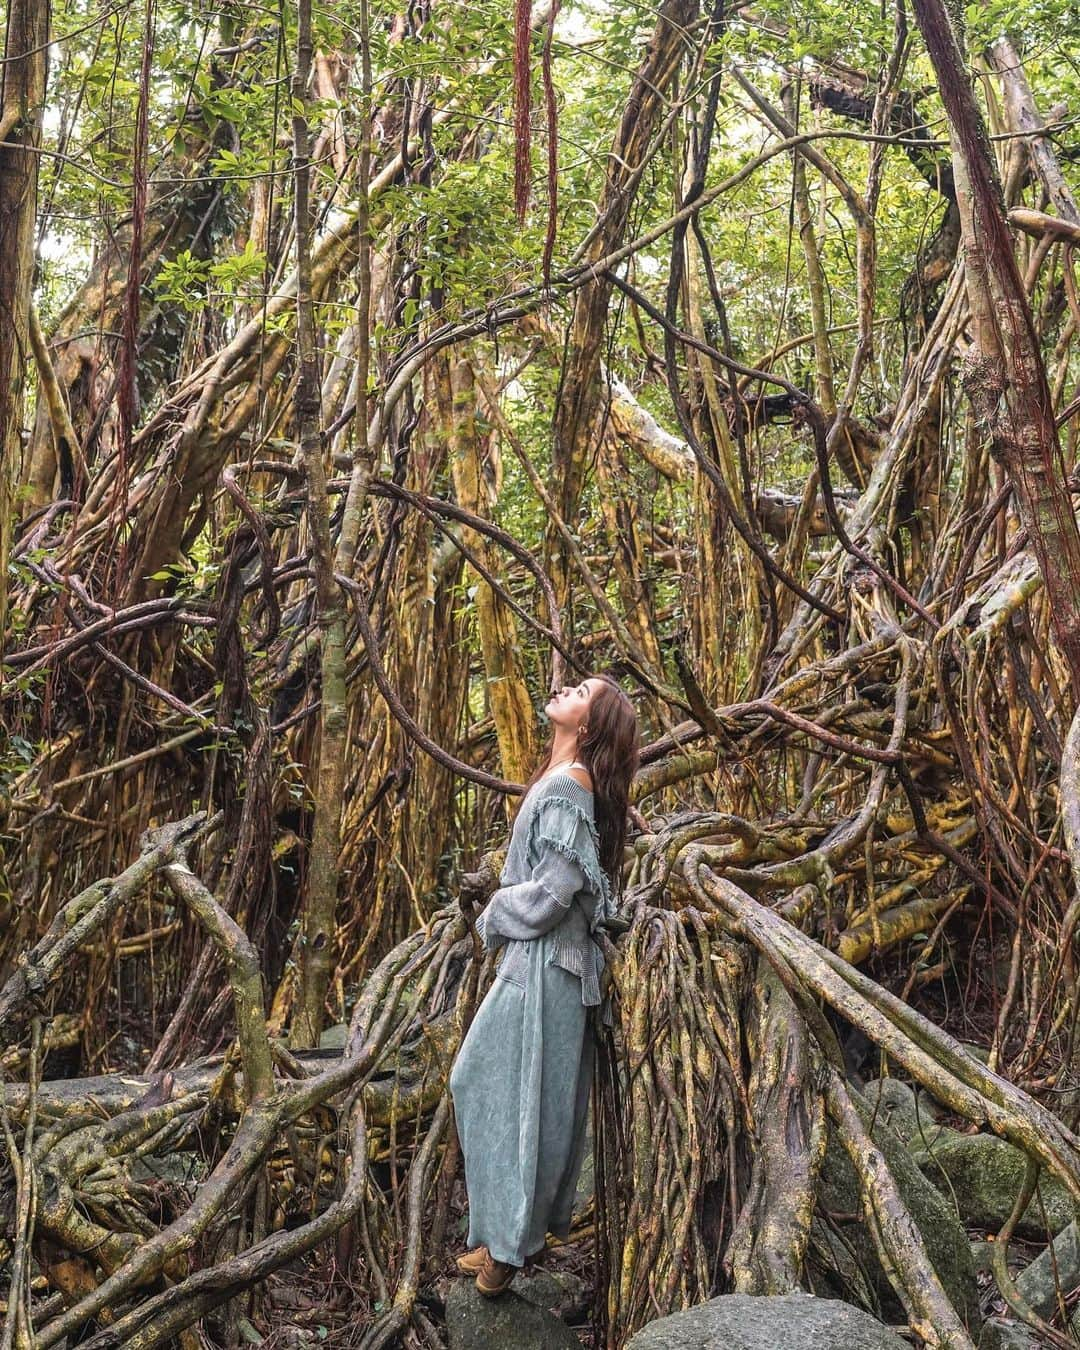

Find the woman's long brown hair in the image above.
[{"left": 515, "top": 672, "right": 640, "bottom": 899}]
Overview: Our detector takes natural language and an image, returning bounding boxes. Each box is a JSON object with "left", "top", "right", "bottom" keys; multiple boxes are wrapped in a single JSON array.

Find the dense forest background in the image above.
[{"left": 4, "top": 0, "right": 1080, "bottom": 1345}]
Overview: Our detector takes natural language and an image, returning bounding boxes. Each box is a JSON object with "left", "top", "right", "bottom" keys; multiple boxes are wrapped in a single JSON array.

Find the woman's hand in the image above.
[
  {"left": 458, "top": 868, "right": 487, "bottom": 902},
  {"left": 598, "top": 910, "right": 632, "bottom": 936},
  {"left": 457, "top": 849, "right": 505, "bottom": 912}
]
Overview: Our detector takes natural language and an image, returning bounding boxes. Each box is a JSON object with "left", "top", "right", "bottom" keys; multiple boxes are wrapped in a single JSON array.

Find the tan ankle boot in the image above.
[
  {"left": 475, "top": 1251, "right": 518, "bottom": 1296},
  {"left": 455, "top": 1244, "right": 488, "bottom": 1274}
]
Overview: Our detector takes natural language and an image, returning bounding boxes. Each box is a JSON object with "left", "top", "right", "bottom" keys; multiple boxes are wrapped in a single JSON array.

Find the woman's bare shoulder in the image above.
[{"left": 566, "top": 765, "right": 593, "bottom": 792}]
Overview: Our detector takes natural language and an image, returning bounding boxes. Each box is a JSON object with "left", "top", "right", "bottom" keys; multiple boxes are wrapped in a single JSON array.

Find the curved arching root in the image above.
[{"left": 4, "top": 788, "right": 1080, "bottom": 1348}]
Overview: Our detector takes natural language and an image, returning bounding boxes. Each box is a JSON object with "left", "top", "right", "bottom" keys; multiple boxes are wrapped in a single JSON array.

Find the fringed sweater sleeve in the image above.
[{"left": 475, "top": 797, "right": 595, "bottom": 950}]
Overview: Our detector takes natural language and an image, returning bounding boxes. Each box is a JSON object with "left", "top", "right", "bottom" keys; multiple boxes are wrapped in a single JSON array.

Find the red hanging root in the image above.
[
  {"left": 513, "top": 0, "right": 532, "bottom": 224},
  {"left": 541, "top": 0, "right": 561, "bottom": 285},
  {"left": 116, "top": 0, "right": 154, "bottom": 583}
]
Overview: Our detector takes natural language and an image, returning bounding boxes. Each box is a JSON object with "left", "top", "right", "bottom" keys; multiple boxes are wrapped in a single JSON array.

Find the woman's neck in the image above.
[
  {"left": 543, "top": 761, "right": 580, "bottom": 782},
  {"left": 548, "top": 728, "right": 582, "bottom": 771},
  {"left": 546, "top": 752, "right": 581, "bottom": 775}
]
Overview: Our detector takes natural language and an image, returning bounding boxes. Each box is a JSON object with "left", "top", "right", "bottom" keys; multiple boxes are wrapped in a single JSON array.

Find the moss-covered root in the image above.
[
  {"left": 694, "top": 865, "right": 1080, "bottom": 1211},
  {"left": 825, "top": 1069, "right": 974, "bottom": 1349},
  {"left": 30, "top": 912, "right": 464, "bottom": 1350},
  {"left": 0, "top": 813, "right": 213, "bottom": 1046},
  {"left": 726, "top": 959, "right": 825, "bottom": 1293},
  {"left": 988, "top": 1156, "right": 1074, "bottom": 1350}
]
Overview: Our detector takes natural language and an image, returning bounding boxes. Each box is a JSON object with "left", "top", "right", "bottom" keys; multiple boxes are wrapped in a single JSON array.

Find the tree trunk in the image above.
[
  {"left": 989, "top": 34, "right": 1079, "bottom": 228},
  {"left": 290, "top": 0, "right": 343, "bottom": 1050},
  {"left": 439, "top": 352, "right": 537, "bottom": 785},
  {"left": 912, "top": 0, "right": 1080, "bottom": 698},
  {"left": 0, "top": 0, "right": 49, "bottom": 642},
  {"left": 546, "top": 0, "right": 699, "bottom": 624}
]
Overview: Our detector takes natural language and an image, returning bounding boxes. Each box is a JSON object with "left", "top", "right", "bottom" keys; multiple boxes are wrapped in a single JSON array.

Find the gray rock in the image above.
[
  {"left": 445, "top": 1277, "right": 581, "bottom": 1350},
  {"left": 914, "top": 1087, "right": 946, "bottom": 1121},
  {"left": 318, "top": 1023, "right": 348, "bottom": 1049},
  {"left": 625, "top": 1291, "right": 910, "bottom": 1349},
  {"left": 810, "top": 1095, "right": 980, "bottom": 1326},
  {"left": 1015, "top": 1219, "right": 1080, "bottom": 1318},
  {"left": 862, "top": 1077, "right": 917, "bottom": 1121},
  {"left": 912, "top": 1134, "right": 1074, "bottom": 1238},
  {"left": 861, "top": 1078, "right": 951, "bottom": 1151},
  {"left": 977, "top": 1316, "right": 1039, "bottom": 1349},
  {"left": 514, "top": 1268, "right": 588, "bottom": 1322}
]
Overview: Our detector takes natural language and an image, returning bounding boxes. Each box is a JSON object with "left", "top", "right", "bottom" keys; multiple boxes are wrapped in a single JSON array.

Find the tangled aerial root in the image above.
[{"left": 4, "top": 785, "right": 1080, "bottom": 1350}]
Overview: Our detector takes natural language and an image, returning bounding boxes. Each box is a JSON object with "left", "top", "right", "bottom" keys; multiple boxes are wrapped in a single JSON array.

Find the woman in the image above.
[{"left": 448, "top": 671, "right": 640, "bottom": 1296}]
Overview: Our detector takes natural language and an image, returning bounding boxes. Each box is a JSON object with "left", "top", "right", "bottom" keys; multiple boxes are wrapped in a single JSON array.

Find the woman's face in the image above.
[{"left": 544, "top": 677, "right": 603, "bottom": 733}]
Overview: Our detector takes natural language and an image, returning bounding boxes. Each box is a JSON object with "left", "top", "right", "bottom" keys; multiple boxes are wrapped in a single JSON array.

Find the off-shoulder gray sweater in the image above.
[{"left": 474, "top": 770, "right": 615, "bottom": 1025}]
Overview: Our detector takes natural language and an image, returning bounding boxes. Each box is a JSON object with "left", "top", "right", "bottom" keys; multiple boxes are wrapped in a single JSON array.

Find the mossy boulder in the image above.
[
  {"left": 861, "top": 1077, "right": 953, "bottom": 1152},
  {"left": 977, "top": 1316, "right": 1039, "bottom": 1349},
  {"left": 514, "top": 1267, "right": 588, "bottom": 1322},
  {"left": 911, "top": 1134, "right": 1075, "bottom": 1238},
  {"left": 445, "top": 1277, "right": 581, "bottom": 1350},
  {"left": 809, "top": 1087, "right": 980, "bottom": 1329},
  {"left": 625, "top": 1291, "right": 910, "bottom": 1349},
  {"left": 1014, "top": 1219, "right": 1080, "bottom": 1318}
]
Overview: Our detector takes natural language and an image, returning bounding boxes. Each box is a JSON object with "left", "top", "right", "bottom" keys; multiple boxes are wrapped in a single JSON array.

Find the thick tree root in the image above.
[{"left": 4, "top": 816, "right": 1080, "bottom": 1348}]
